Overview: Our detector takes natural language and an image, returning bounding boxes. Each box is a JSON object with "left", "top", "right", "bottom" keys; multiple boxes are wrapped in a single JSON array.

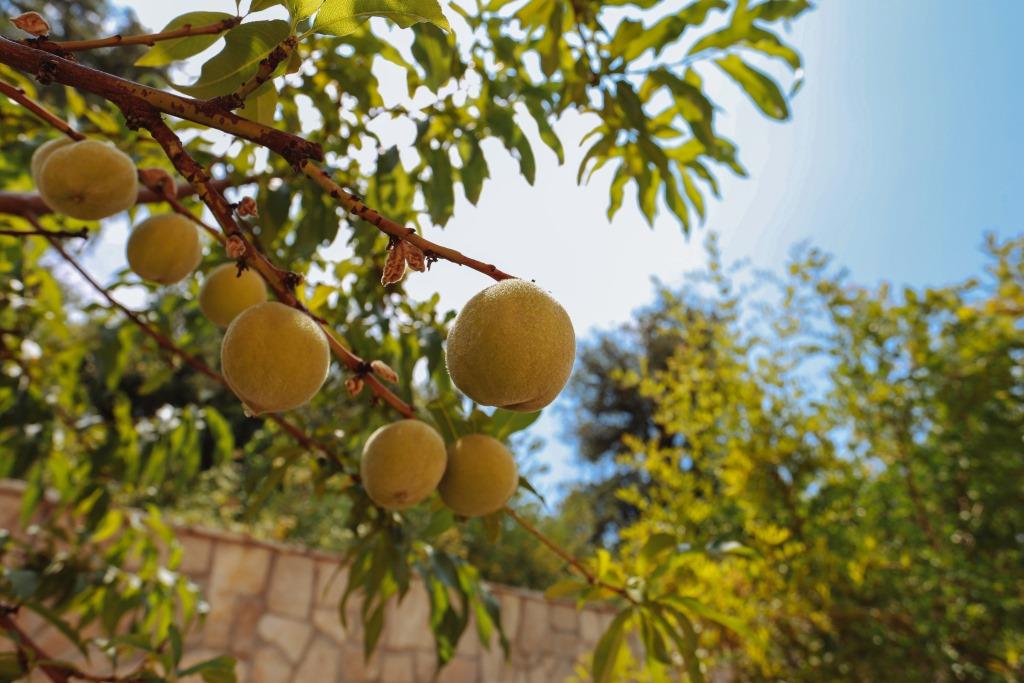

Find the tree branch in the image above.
[
  {"left": 0, "top": 177, "right": 244, "bottom": 217},
  {"left": 504, "top": 507, "right": 638, "bottom": 604},
  {"left": 207, "top": 35, "right": 297, "bottom": 110},
  {"left": 134, "top": 110, "right": 417, "bottom": 418},
  {"left": 302, "top": 161, "right": 515, "bottom": 282},
  {"left": 27, "top": 17, "right": 241, "bottom": 53},
  {"left": 0, "top": 36, "right": 322, "bottom": 165},
  {"left": 0, "top": 77, "right": 84, "bottom": 140},
  {"left": 0, "top": 611, "right": 70, "bottom": 683},
  {"left": 0, "top": 36, "right": 514, "bottom": 281},
  {"left": 36, "top": 222, "right": 352, "bottom": 475},
  {"left": 0, "top": 224, "right": 87, "bottom": 239}
]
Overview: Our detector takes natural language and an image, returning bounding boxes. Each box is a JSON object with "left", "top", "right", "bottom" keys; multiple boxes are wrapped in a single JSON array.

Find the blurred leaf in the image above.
[{"left": 134, "top": 12, "right": 235, "bottom": 67}]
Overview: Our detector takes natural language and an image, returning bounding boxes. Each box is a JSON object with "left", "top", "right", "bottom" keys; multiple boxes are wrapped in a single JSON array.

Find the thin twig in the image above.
[
  {"left": 0, "top": 176, "right": 249, "bottom": 217},
  {"left": 0, "top": 611, "right": 70, "bottom": 683},
  {"left": 302, "top": 161, "right": 516, "bottom": 282},
  {"left": 0, "top": 225, "right": 87, "bottom": 239},
  {"left": 504, "top": 506, "right": 638, "bottom": 604},
  {"left": 137, "top": 111, "right": 416, "bottom": 418},
  {"left": 0, "top": 77, "right": 84, "bottom": 140},
  {"left": 26, "top": 17, "right": 241, "bottom": 53},
  {"left": 207, "top": 35, "right": 298, "bottom": 110},
  {"left": 36, "top": 221, "right": 351, "bottom": 474}
]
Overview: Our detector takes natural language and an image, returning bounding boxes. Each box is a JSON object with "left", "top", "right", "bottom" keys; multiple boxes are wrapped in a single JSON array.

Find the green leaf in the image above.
[
  {"left": 178, "top": 655, "right": 237, "bottom": 683},
  {"left": 90, "top": 508, "right": 123, "bottom": 543},
  {"left": 458, "top": 138, "right": 488, "bottom": 206},
  {"left": 238, "top": 81, "right": 278, "bottom": 125},
  {"left": 8, "top": 569, "right": 38, "bottom": 600},
  {"left": 134, "top": 12, "right": 235, "bottom": 67},
  {"left": 592, "top": 608, "right": 632, "bottom": 683},
  {"left": 663, "top": 595, "right": 751, "bottom": 639},
  {"left": 0, "top": 652, "right": 25, "bottom": 683},
  {"left": 714, "top": 54, "right": 789, "bottom": 120},
  {"left": 544, "top": 578, "right": 585, "bottom": 600},
  {"left": 516, "top": 476, "right": 547, "bottom": 506},
  {"left": 287, "top": 0, "right": 325, "bottom": 19},
  {"left": 312, "top": 0, "right": 450, "bottom": 36},
  {"left": 174, "top": 20, "right": 291, "bottom": 99},
  {"left": 488, "top": 409, "right": 541, "bottom": 440},
  {"left": 607, "top": 162, "right": 630, "bottom": 220}
]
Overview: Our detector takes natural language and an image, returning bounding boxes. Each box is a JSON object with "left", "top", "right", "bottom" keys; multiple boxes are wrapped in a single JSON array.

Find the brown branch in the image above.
[
  {"left": 0, "top": 36, "right": 321, "bottom": 165},
  {"left": 504, "top": 506, "right": 638, "bottom": 605},
  {"left": 207, "top": 35, "right": 297, "bottom": 110},
  {"left": 136, "top": 112, "right": 417, "bottom": 418},
  {"left": 35, "top": 222, "right": 351, "bottom": 474},
  {"left": 0, "top": 77, "right": 84, "bottom": 140},
  {"left": 0, "top": 37, "right": 514, "bottom": 282},
  {"left": 28, "top": 17, "right": 241, "bottom": 53},
  {"left": 302, "top": 161, "right": 516, "bottom": 282},
  {"left": 0, "top": 177, "right": 242, "bottom": 217},
  {"left": 0, "top": 225, "right": 87, "bottom": 239},
  {"left": 0, "top": 611, "right": 70, "bottom": 683}
]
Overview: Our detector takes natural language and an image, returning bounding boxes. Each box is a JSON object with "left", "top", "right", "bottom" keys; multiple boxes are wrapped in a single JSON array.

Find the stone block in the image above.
[
  {"left": 209, "top": 542, "right": 272, "bottom": 598},
  {"left": 201, "top": 593, "right": 241, "bottom": 650},
  {"left": 267, "top": 553, "right": 315, "bottom": 619},
  {"left": 579, "top": 609, "right": 602, "bottom": 644},
  {"left": 295, "top": 636, "right": 340, "bottom": 682},
  {"left": 316, "top": 560, "right": 348, "bottom": 606},
  {"left": 498, "top": 594, "right": 521, "bottom": 641},
  {"left": 179, "top": 533, "right": 214, "bottom": 576},
  {"left": 339, "top": 642, "right": 380, "bottom": 682},
  {"left": 480, "top": 640, "right": 516, "bottom": 683},
  {"left": 251, "top": 646, "right": 293, "bottom": 683},
  {"left": 379, "top": 652, "right": 415, "bottom": 683},
  {"left": 230, "top": 598, "right": 265, "bottom": 657},
  {"left": 516, "top": 599, "right": 549, "bottom": 656},
  {"left": 436, "top": 657, "right": 479, "bottom": 683},
  {"left": 313, "top": 606, "right": 349, "bottom": 644},
  {"left": 386, "top": 582, "right": 432, "bottom": 651},
  {"left": 257, "top": 613, "right": 312, "bottom": 662},
  {"left": 549, "top": 604, "right": 578, "bottom": 633}
]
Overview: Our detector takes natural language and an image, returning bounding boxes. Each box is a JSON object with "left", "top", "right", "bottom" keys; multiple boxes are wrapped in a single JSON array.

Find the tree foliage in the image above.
[
  {"left": 0, "top": 0, "right": 813, "bottom": 680},
  {"left": 559, "top": 235, "right": 1024, "bottom": 681}
]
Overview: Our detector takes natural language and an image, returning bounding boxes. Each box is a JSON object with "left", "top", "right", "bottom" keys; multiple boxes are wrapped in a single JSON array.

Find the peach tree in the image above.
[{"left": 0, "top": 0, "right": 809, "bottom": 680}]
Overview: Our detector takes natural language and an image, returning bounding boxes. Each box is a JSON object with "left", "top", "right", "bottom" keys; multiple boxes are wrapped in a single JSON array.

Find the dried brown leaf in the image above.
[
  {"left": 237, "top": 196, "right": 259, "bottom": 218},
  {"left": 11, "top": 11, "right": 50, "bottom": 37},
  {"left": 381, "top": 244, "right": 406, "bottom": 286},
  {"left": 225, "top": 235, "right": 246, "bottom": 260},
  {"left": 345, "top": 376, "right": 364, "bottom": 397},
  {"left": 402, "top": 240, "right": 426, "bottom": 272}
]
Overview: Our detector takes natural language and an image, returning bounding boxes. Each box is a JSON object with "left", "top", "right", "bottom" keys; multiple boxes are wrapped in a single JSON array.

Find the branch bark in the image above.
[
  {"left": 0, "top": 177, "right": 242, "bottom": 216},
  {"left": 27, "top": 17, "right": 241, "bottom": 52},
  {"left": 0, "top": 611, "right": 70, "bottom": 683},
  {"left": 208, "top": 35, "right": 297, "bottom": 110},
  {"left": 0, "top": 77, "right": 84, "bottom": 140},
  {"left": 39, "top": 225, "right": 351, "bottom": 474},
  {"left": 0, "top": 36, "right": 321, "bottom": 164}
]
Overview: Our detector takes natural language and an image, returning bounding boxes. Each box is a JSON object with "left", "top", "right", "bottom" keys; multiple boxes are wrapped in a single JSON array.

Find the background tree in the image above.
[
  {"left": 555, "top": 234, "right": 1024, "bottom": 681},
  {"left": 0, "top": 0, "right": 812, "bottom": 681}
]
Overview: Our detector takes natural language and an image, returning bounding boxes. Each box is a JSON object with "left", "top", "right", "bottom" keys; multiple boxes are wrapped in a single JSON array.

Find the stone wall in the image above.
[{"left": 0, "top": 481, "right": 615, "bottom": 683}]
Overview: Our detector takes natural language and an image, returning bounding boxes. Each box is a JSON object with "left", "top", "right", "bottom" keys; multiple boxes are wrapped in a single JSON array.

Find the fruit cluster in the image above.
[{"left": 31, "top": 137, "right": 577, "bottom": 517}]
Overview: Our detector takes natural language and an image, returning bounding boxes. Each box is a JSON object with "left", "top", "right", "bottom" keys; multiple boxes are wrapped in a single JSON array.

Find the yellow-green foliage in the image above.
[
  {"left": 220, "top": 302, "right": 330, "bottom": 415},
  {"left": 36, "top": 139, "right": 138, "bottom": 220},
  {"left": 439, "top": 434, "right": 518, "bottom": 517},
  {"left": 126, "top": 214, "right": 203, "bottom": 285},
  {"left": 199, "top": 263, "right": 267, "bottom": 328},
  {"left": 445, "top": 280, "right": 575, "bottom": 411},
  {"left": 360, "top": 420, "right": 447, "bottom": 510}
]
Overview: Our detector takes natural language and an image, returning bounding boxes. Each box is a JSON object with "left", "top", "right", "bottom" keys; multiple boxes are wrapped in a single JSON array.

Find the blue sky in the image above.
[{"left": 116, "top": 1, "right": 1023, "bottom": 497}]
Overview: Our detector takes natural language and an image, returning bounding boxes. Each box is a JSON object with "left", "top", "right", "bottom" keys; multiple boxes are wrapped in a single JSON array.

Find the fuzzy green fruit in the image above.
[
  {"left": 445, "top": 279, "right": 575, "bottom": 411},
  {"left": 36, "top": 139, "right": 138, "bottom": 220},
  {"left": 221, "top": 301, "right": 330, "bottom": 415},
  {"left": 30, "top": 137, "right": 74, "bottom": 185},
  {"left": 199, "top": 263, "right": 268, "bottom": 328},
  {"left": 126, "top": 213, "right": 203, "bottom": 285},
  {"left": 438, "top": 434, "right": 518, "bottom": 517},
  {"left": 360, "top": 420, "right": 447, "bottom": 510}
]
